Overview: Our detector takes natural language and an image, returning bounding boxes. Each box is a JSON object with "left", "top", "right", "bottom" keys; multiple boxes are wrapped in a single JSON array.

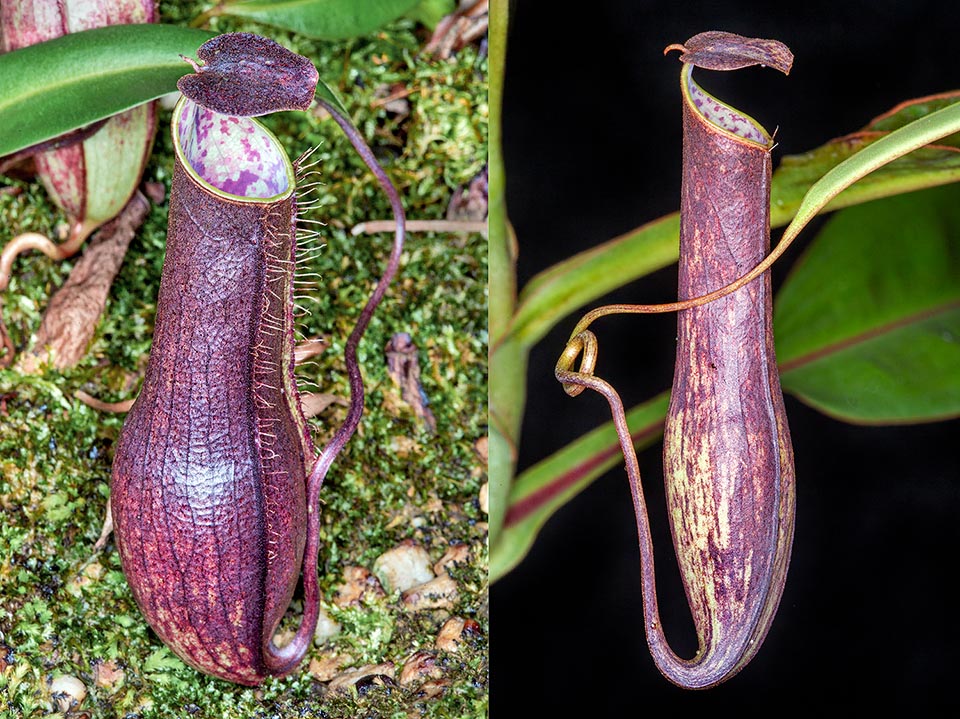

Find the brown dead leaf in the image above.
[
  {"left": 399, "top": 650, "right": 443, "bottom": 686},
  {"left": 93, "top": 659, "right": 125, "bottom": 690},
  {"left": 0, "top": 644, "right": 13, "bottom": 672},
  {"left": 142, "top": 181, "right": 165, "bottom": 205},
  {"left": 447, "top": 166, "right": 488, "bottom": 222},
  {"left": 402, "top": 575, "right": 459, "bottom": 612},
  {"left": 327, "top": 663, "right": 396, "bottom": 694},
  {"left": 294, "top": 336, "right": 328, "bottom": 363},
  {"left": 334, "top": 566, "right": 386, "bottom": 607},
  {"left": 93, "top": 499, "right": 113, "bottom": 551},
  {"left": 75, "top": 390, "right": 134, "bottom": 414},
  {"left": 385, "top": 332, "right": 436, "bottom": 432},
  {"left": 391, "top": 435, "right": 422, "bottom": 458},
  {"left": 299, "top": 392, "right": 348, "bottom": 420},
  {"left": 17, "top": 193, "right": 149, "bottom": 372},
  {"left": 372, "top": 83, "right": 413, "bottom": 117},
  {"left": 67, "top": 561, "right": 104, "bottom": 596},
  {"left": 474, "top": 435, "right": 488, "bottom": 462},
  {"left": 423, "top": 0, "right": 489, "bottom": 59},
  {"left": 308, "top": 651, "right": 354, "bottom": 682}
]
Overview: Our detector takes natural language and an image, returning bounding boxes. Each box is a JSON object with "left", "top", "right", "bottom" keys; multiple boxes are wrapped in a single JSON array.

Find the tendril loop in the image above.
[{"left": 555, "top": 330, "right": 599, "bottom": 396}]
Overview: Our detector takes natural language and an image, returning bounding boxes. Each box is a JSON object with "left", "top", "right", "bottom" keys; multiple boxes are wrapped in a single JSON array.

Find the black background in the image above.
[{"left": 494, "top": 0, "right": 960, "bottom": 711}]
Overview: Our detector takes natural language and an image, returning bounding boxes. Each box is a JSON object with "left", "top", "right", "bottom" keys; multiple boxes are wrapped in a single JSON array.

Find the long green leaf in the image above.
[
  {"left": 509, "top": 94, "right": 960, "bottom": 349},
  {"left": 0, "top": 25, "right": 215, "bottom": 158},
  {"left": 777, "top": 101, "right": 960, "bottom": 249},
  {"left": 777, "top": 184, "right": 960, "bottom": 422},
  {"left": 771, "top": 91, "right": 960, "bottom": 218},
  {"left": 403, "top": 0, "right": 456, "bottom": 28},
  {"left": 214, "top": 0, "right": 423, "bottom": 39},
  {"left": 488, "top": 0, "right": 516, "bottom": 545},
  {"left": 489, "top": 337, "right": 526, "bottom": 548},
  {"left": 514, "top": 213, "right": 680, "bottom": 347},
  {"left": 0, "top": 24, "right": 352, "bottom": 159}
]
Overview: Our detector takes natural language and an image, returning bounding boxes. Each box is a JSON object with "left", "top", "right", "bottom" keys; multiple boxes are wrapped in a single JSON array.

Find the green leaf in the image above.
[
  {"left": 865, "top": 91, "right": 960, "bottom": 144},
  {"left": 0, "top": 25, "right": 215, "bottom": 158},
  {"left": 776, "top": 184, "right": 960, "bottom": 423},
  {"left": 492, "top": 391, "right": 669, "bottom": 582},
  {"left": 488, "top": 0, "right": 514, "bottom": 545},
  {"left": 489, "top": 335, "right": 526, "bottom": 545},
  {"left": 404, "top": 0, "right": 457, "bottom": 29},
  {"left": 770, "top": 91, "right": 960, "bottom": 218},
  {"left": 775, "top": 99, "right": 960, "bottom": 257},
  {"left": 509, "top": 94, "right": 960, "bottom": 349},
  {"left": 0, "top": 24, "right": 352, "bottom": 160},
  {"left": 215, "top": 0, "right": 422, "bottom": 39}
]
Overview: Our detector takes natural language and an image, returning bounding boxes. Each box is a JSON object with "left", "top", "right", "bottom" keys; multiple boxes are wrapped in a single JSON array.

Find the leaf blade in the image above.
[
  {"left": 778, "top": 101, "right": 960, "bottom": 248},
  {"left": 218, "top": 0, "right": 422, "bottom": 39},
  {"left": 0, "top": 24, "right": 215, "bottom": 157},
  {"left": 776, "top": 184, "right": 960, "bottom": 423},
  {"left": 488, "top": 0, "right": 516, "bottom": 546}
]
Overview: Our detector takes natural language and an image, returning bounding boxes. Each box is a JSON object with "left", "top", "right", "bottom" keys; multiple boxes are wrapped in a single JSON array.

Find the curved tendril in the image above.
[
  {"left": 555, "top": 330, "right": 598, "bottom": 397},
  {"left": 554, "top": 353, "right": 669, "bottom": 658},
  {"left": 561, "top": 225, "right": 795, "bottom": 358},
  {"left": 264, "top": 97, "right": 406, "bottom": 674},
  {"left": 0, "top": 226, "right": 94, "bottom": 367}
]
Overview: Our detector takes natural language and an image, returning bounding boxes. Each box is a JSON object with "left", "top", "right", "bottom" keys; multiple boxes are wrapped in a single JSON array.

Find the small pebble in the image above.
[
  {"left": 308, "top": 651, "right": 354, "bottom": 682},
  {"left": 436, "top": 617, "right": 467, "bottom": 652},
  {"left": 478, "top": 482, "right": 488, "bottom": 515},
  {"left": 402, "top": 574, "right": 459, "bottom": 611},
  {"left": 49, "top": 675, "right": 86, "bottom": 713},
  {"left": 327, "top": 662, "right": 396, "bottom": 694},
  {"left": 373, "top": 540, "right": 435, "bottom": 593},
  {"left": 433, "top": 543, "right": 470, "bottom": 576},
  {"left": 313, "top": 604, "right": 341, "bottom": 644}
]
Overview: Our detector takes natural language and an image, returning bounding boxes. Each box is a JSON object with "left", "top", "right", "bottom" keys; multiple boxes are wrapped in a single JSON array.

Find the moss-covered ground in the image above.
[{"left": 0, "top": 3, "right": 487, "bottom": 717}]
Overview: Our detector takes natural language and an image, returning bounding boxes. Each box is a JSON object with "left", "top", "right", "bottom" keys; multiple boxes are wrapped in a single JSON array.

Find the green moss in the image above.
[{"left": 0, "top": 3, "right": 487, "bottom": 718}]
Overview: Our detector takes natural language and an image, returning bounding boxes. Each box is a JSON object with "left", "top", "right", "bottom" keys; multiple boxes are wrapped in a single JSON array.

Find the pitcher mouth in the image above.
[
  {"left": 173, "top": 95, "right": 294, "bottom": 202},
  {"left": 682, "top": 65, "right": 771, "bottom": 147}
]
